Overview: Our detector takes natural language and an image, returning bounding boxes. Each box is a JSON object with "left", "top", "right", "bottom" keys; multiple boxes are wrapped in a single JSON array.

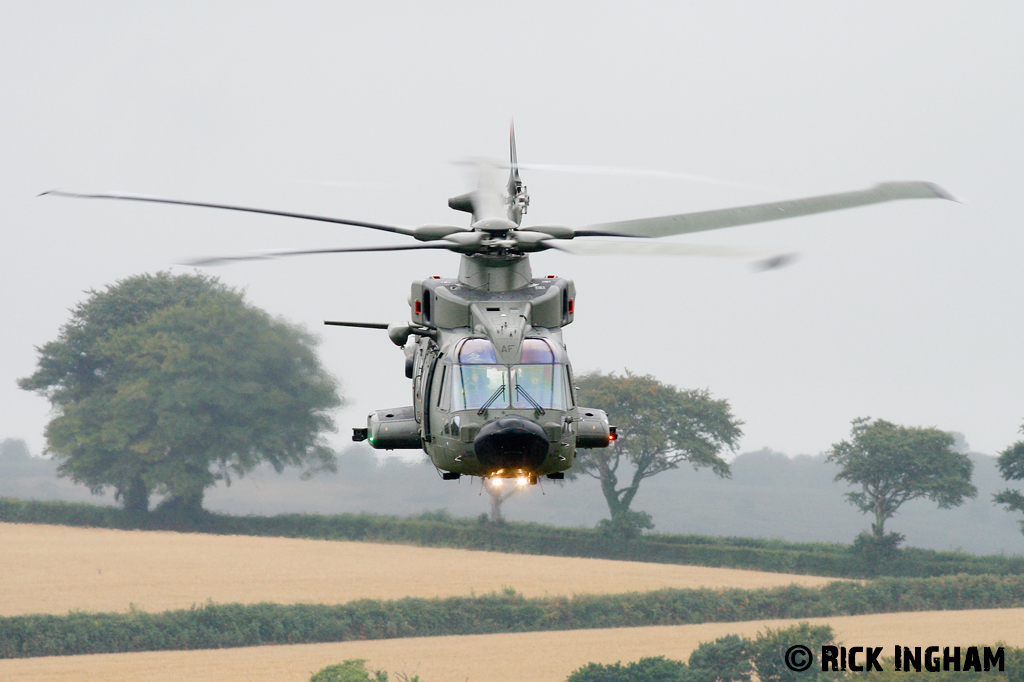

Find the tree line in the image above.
[
  {"left": 15, "top": 271, "right": 1024, "bottom": 551},
  {"left": 572, "top": 375, "right": 1024, "bottom": 556}
]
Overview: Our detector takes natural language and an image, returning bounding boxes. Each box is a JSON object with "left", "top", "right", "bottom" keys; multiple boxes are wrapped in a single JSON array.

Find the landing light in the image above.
[
  {"left": 516, "top": 476, "right": 529, "bottom": 486},
  {"left": 490, "top": 477, "right": 503, "bottom": 487}
]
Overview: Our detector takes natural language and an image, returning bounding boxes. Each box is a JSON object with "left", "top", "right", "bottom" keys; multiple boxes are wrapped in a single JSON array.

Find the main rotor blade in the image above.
[
  {"left": 579, "top": 181, "right": 955, "bottom": 238},
  {"left": 42, "top": 190, "right": 415, "bottom": 237},
  {"left": 545, "top": 239, "right": 796, "bottom": 268},
  {"left": 182, "top": 243, "right": 451, "bottom": 266}
]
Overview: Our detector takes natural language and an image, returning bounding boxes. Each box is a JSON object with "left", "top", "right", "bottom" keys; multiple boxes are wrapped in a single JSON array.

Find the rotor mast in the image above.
[{"left": 448, "top": 124, "right": 536, "bottom": 293}]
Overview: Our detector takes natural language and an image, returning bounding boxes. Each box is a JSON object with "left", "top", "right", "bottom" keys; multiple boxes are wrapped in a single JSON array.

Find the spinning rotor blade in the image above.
[
  {"left": 544, "top": 239, "right": 797, "bottom": 269},
  {"left": 579, "top": 182, "right": 955, "bottom": 238},
  {"left": 501, "top": 162, "right": 777, "bottom": 193},
  {"left": 182, "top": 243, "right": 451, "bottom": 266},
  {"left": 42, "top": 190, "right": 415, "bottom": 236}
]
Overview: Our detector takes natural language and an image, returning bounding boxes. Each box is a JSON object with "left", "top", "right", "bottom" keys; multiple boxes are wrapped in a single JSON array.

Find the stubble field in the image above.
[
  {"left": 0, "top": 521, "right": 837, "bottom": 616},
  {"left": 2, "top": 609, "right": 1023, "bottom": 682},
  {"left": 1, "top": 522, "right": 1021, "bottom": 682}
]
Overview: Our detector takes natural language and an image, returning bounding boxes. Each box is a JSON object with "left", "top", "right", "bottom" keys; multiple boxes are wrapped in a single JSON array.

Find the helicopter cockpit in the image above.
[
  {"left": 426, "top": 335, "right": 576, "bottom": 481},
  {"left": 449, "top": 337, "right": 571, "bottom": 413}
]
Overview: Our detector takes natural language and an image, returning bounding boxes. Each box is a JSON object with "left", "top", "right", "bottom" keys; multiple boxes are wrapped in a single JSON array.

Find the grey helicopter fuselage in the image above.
[{"left": 355, "top": 250, "right": 614, "bottom": 483}]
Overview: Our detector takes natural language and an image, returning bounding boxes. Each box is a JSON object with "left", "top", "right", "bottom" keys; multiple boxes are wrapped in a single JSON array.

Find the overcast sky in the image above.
[{"left": 3, "top": 2, "right": 1023, "bottom": 461}]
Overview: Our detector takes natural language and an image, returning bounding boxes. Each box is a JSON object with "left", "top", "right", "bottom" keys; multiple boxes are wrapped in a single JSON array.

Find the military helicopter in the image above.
[{"left": 45, "top": 127, "right": 953, "bottom": 485}]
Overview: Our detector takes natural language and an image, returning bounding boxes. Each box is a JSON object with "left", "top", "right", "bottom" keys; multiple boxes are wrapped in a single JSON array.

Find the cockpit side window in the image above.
[{"left": 437, "top": 364, "right": 449, "bottom": 409}]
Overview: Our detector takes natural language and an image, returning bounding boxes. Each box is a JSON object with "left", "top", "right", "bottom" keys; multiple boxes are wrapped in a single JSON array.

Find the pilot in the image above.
[{"left": 462, "top": 366, "right": 501, "bottom": 408}]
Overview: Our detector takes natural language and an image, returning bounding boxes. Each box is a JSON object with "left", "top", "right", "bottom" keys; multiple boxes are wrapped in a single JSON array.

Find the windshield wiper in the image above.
[
  {"left": 515, "top": 385, "right": 546, "bottom": 415},
  {"left": 477, "top": 384, "right": 507, "bottom": 415}
]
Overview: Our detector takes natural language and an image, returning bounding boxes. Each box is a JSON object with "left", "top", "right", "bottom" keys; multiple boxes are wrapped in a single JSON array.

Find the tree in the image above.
[
  {"left": 566, "top": 656, "right": 691, "bottom": 682},
  {"left": 688, "top": 634, "right": 752, "bottom": 682},
  {"left": 19, "top": 272, "right": 342, "bottom": 517},
  {"left": 826, "top": 417, "right": 976, "bottom": 542},
  {"left": 749, "top": 623, "right": 836, "bottom": 682},
  {"left": 0, "top": 438, "right": 31, "bottom": 463},
  {"left": 994, "top": 420, "right": 1024, "bottom": 536},
  {"left": 565, "top": 625, "right": 836, "bottom": 682},
  {"left": 573, "top": 371, "right": 742, "bottom": 536},
  {"left": 484, "top": 479, "right": 521, "bottom": 524},
  {"left": 310, "top": 660, "right": 389, "bottom": 682}
]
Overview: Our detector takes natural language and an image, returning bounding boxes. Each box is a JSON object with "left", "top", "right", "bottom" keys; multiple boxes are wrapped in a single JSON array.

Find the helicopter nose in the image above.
[{"left": 474, "top": 415, "right": 549, "bottom": 473}]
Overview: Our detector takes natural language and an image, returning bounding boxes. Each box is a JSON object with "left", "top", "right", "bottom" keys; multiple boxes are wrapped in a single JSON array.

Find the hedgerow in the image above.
[{"left": 3, "top": 574, "right": 1024, "bottom": 658}]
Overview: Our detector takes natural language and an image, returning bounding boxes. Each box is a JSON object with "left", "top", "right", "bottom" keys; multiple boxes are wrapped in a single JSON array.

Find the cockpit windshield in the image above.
[
  {"left": 458, "top": 338, "right": 497, "bottom": 364},
  {"left": 512, "top": 365, "right": 567, "bottom": 410},
  {"left": 519, "top": 338, "right": 556, "bottom": 363},
  {"left": 452, "top": 364, "right": 507, "bottom": 411},
  {"left": 519, "top": 338, "right": 563, "bottom": 363},
  {"left": 450, "top": 338, "right": 569, "bottom": 411}
]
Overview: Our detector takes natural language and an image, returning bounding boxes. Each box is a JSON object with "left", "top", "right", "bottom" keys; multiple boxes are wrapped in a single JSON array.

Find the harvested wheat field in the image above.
[
  {"left": 0, "top": 522, "right": 837, "bottom": 616},
  {"left": 2, "top": 608, "right": 1022, "bottom": 682}
]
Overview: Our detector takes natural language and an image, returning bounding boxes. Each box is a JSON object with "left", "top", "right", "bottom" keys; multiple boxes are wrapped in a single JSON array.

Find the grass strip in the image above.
[{"left": 3, "top": 573, "right": 1024, "bottom": 659}]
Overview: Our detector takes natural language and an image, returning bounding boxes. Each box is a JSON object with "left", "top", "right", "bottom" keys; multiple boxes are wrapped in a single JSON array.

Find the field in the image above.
[
  {"left": 2, "top": 609, "right": 1022, "bottom": 682},
  {"left": 2, "top": 522, "right": 1021, "bottom": 682},
  {"left": 0, "top": 522, "right": 837, "bottom": 616}
]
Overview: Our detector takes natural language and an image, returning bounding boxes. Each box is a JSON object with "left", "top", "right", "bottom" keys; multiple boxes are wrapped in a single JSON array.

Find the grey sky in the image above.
[{"left": 2, "top": 2, "right": 1022, "bottom": 460}]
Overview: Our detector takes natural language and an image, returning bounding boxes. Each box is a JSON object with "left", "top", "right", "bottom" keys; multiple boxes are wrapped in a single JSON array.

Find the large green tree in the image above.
[
  {"left": 827, "top": 417, "right": 976, "bottom": 540},
  {"left": 994, "top": 421, "right": 1024, "bottom": 536},
  {"left": 19, "top": 272, "right": 342, "bottom": 516},
  {"left": 573, "top": 371, "right": 742, "bottom": 535}
]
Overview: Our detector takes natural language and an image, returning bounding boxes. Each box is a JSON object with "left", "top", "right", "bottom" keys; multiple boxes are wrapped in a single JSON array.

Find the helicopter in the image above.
[{"left": 45, "top": 126, "right": 954, "bottom": 486}]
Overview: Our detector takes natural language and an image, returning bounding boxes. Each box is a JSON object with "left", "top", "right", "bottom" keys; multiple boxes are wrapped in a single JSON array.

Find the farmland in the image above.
[
  {"left": 0, "top": 522, "right": 837, "bottom": 617},
  {"left": 1, "top": 521, "right": 1021, "bottom": 681},
  {"left": 1, "top": 609, "right": 1022, "bottom": 682}
]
